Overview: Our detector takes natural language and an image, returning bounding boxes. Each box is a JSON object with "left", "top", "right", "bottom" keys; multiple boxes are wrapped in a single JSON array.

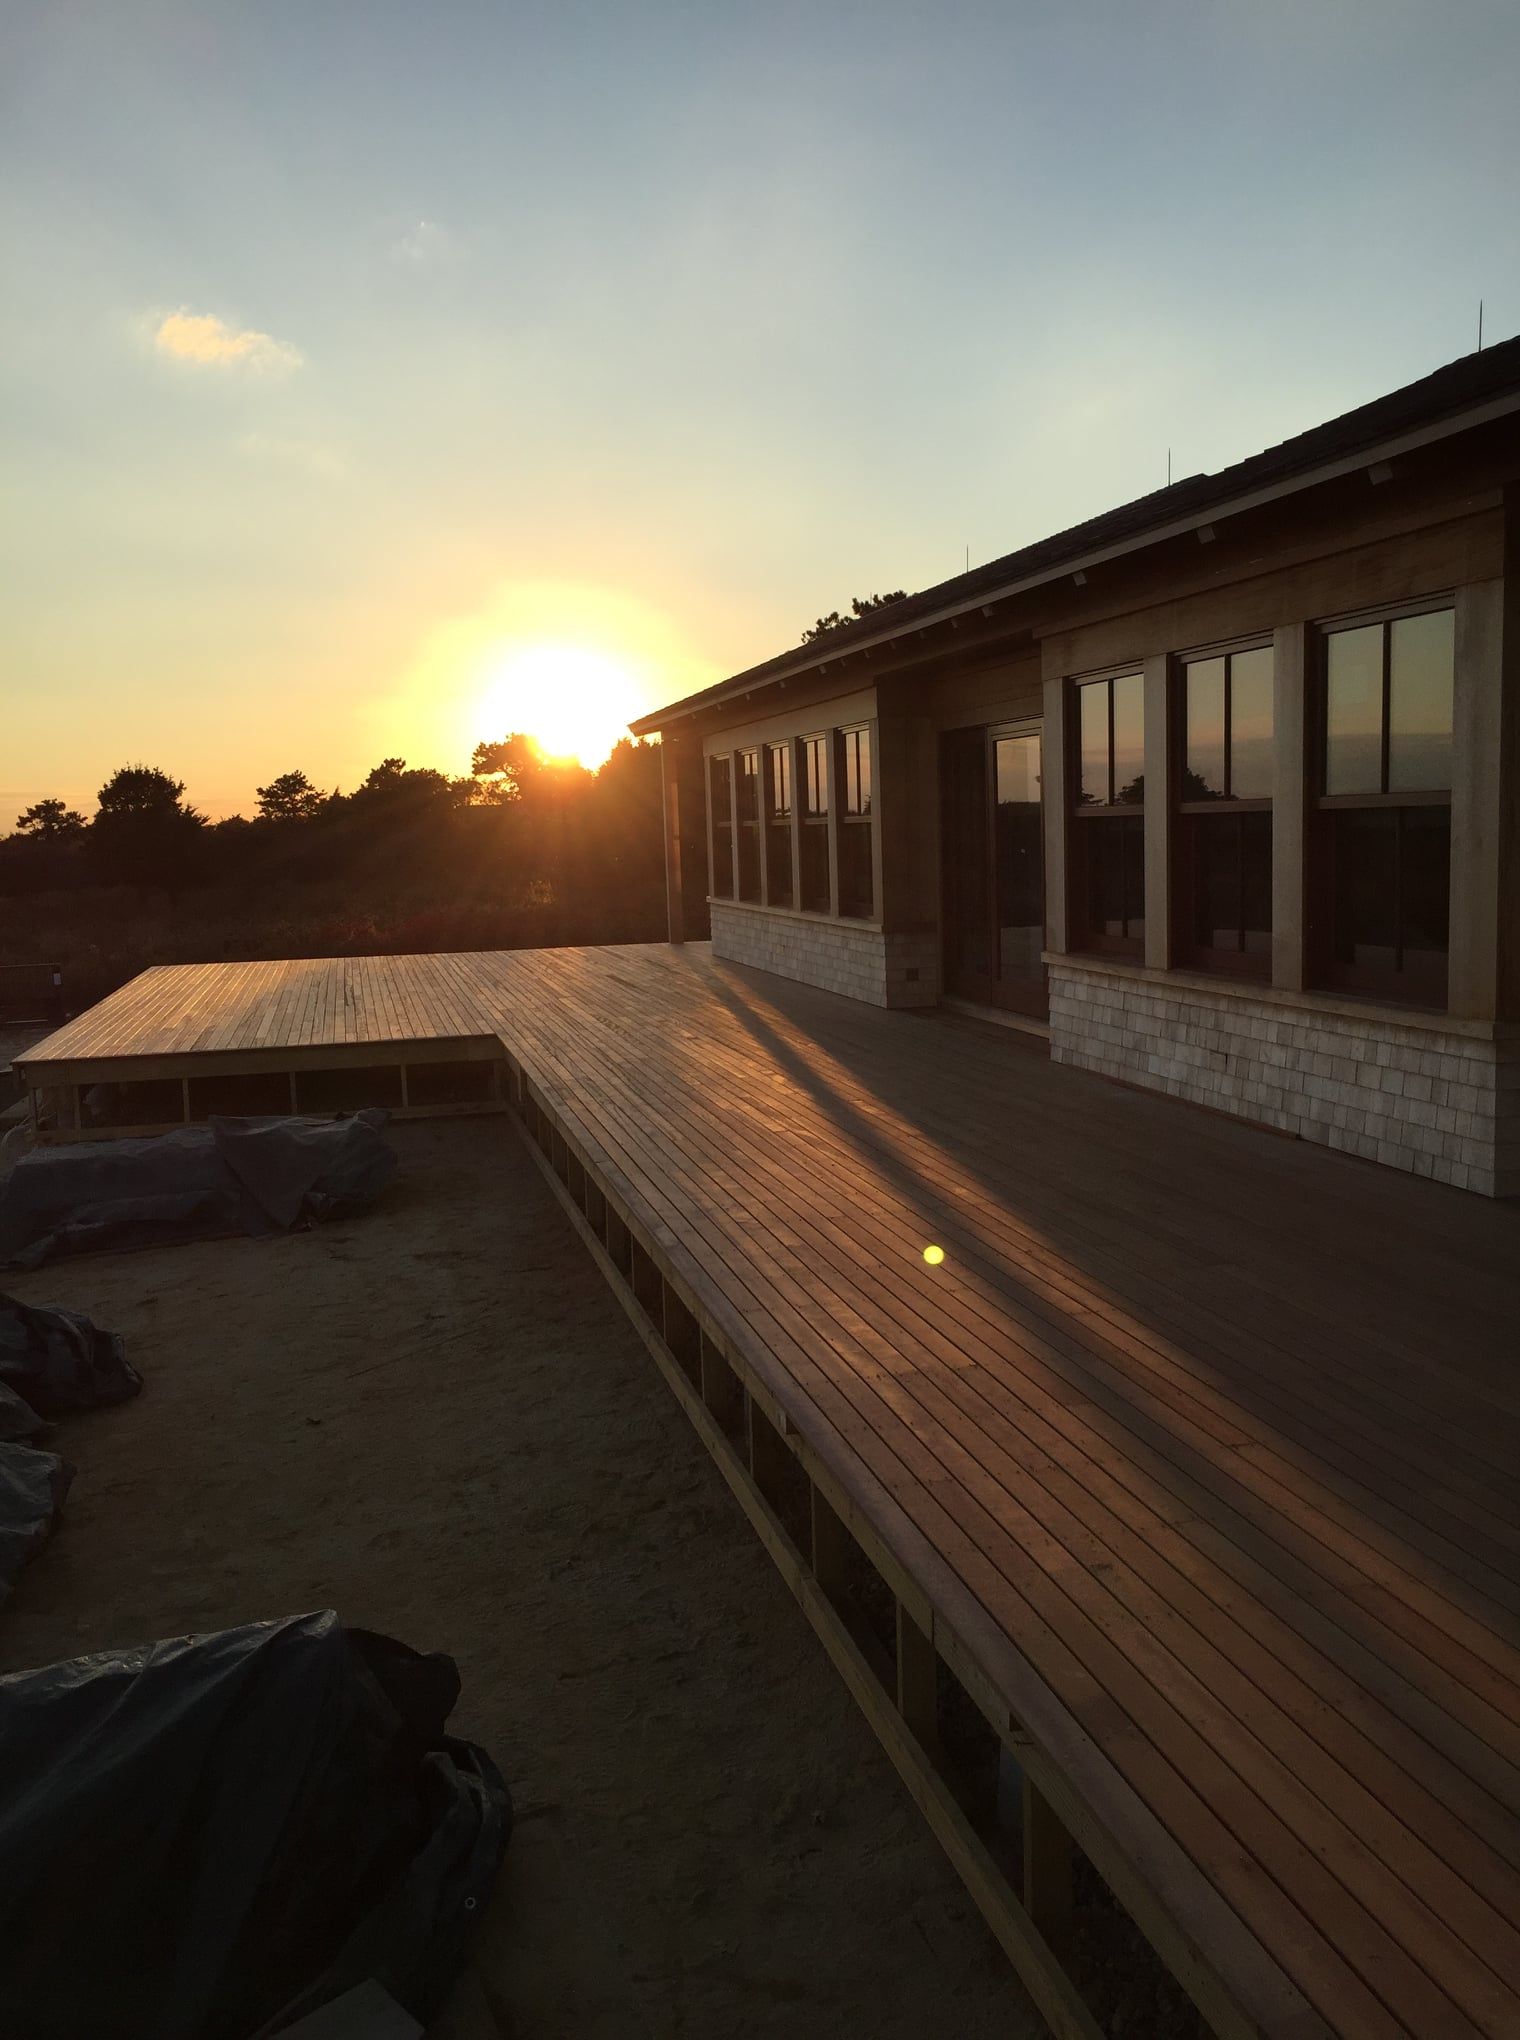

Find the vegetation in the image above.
[
  {"left": 800, "top": 591, "right": 908, "bottom": 643},
  {"left": 0, "top": 740, "right": 666, "bottom": 1011}
]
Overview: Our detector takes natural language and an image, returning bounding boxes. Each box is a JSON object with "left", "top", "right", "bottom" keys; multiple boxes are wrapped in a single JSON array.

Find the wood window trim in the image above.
[
  {"left": 1310, "top": 607, "right": 1455, "bottom": 1011},
  {"left": 1172, "top": 648, "right": 1275, "bottom": 981}
]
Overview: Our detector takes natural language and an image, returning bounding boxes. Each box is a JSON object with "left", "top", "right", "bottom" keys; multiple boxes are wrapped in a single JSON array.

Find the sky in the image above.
[{"left": 3, "top": 0, "right": 1518, "bottom": 818}]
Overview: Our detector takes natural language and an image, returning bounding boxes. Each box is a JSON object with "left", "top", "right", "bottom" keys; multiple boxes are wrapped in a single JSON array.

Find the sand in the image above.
[{"left": 1, "top": 1114, "right": 1036, "bottom": 2038}]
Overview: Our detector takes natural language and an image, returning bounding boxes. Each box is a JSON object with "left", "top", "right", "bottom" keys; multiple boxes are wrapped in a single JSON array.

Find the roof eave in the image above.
[{"left": 629, "top": 386, "right": 1520, "bottom": 738}]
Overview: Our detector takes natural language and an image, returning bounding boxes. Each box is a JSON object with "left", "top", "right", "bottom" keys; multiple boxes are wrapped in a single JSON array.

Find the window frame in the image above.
[
  {"left": 707, "top": 752, "right": 735, "bottom": 901},
  {"left": 798, "top": 732, "right": 832, "bottom": 914},
  {"left": 835, "top": 722, "right": 875, "bottom": 920},
  {"left": 734, "top": 746, "right": 762, "bottom": 904},
  {"left": 1172, "top": 639, "right": 1275, "bottom": 980},
  {"left": 1068, "top": 670, "right": 1146, "bottom": 957},
  {"left": 1309, "top": 599, "right": 1455, "bottom": 1009},
  {"left": 763, "top": 740, "right": 795, "bottom": 909}
]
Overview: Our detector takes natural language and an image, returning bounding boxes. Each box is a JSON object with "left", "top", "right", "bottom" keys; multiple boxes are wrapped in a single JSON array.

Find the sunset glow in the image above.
[{"left": 474, "top": 644, "right": 646, "bottom": 770}]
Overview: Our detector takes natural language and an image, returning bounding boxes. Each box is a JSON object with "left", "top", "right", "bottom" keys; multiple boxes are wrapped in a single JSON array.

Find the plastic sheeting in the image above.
[
  {"left": 0, "top": 1292, "right": 141, "bottom": 1417},
  {"left": 0, "top": 1110, "right": 398, "bottom": 1268},
  {"left": 0, "top": 1610, "right": 512, "bottom": 2040},
  {"left": 0, "top": 1443, "right": 72, "bottom": 1604}
]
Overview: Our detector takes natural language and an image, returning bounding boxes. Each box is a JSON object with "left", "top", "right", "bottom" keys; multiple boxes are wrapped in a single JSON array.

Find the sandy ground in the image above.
[{"left": 1, "top": 1115, "right": 1038, "bottom": 2039}]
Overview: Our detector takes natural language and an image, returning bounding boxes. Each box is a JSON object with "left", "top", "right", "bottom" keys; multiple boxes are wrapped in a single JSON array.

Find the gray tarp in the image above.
[
  {"left": 0, "top": 1111, "right": 397, "bottom": 1268},
  {"left": 0, "top": 1443, "right": 72, "bottom": 1603}
]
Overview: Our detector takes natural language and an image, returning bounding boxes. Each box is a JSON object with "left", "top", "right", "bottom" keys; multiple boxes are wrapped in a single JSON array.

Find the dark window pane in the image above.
[
  {"left": 855, "top": 728, "right": 872, "bottom": 815},
  {"left": 994, "top": 734, "right": 1043, "bottom": 985},
  {"left": 1185, "top": 657, "right": 1226, "bottom": 799},
  {"left": 1325, "top": 625, "right": 1383, "bottom": 794},
  {"left": 1112, "top": 673, "right": 1145, "bottom": 803},
  {"left": 735, "top": 750, "right": 760, "bottom": 901},
  {"left": 1078, "top": 681, "right": 1108, "bottom": 804},
  {"left": 1082, "top": 817, "right": 1143, "bottom": 947},
  {"left": 1120, "top": 814, "right": 1145, "bottom": 941},
  {"left": 708, "top": 756, "right": 733, "bottom": 899},
  {"left": 1193, "top": 813, "right": 1238, "bottom": 951},
  {"left": 1230, "top": 646, "right": 1275, "bottom": 800},
  {"left": 1240, "top": 810, "right": 1273, "bottom": 954},
  {"left": 766, "top": 821, "right": 793, "bottom": 907},
  {"left": 1388, "top": 609, "right": 1454, "bottom": 792},
  {"left": 1400, "top": 805, "right": 1451, "bottom": 958},
  {"left": 839, "top": 821, "right": 873, "bottom": 918},
  {"left": 800, "top": 821, "right": 830, "bottom": 911},
  {"left": 1331, "top": 808, "right": 1398, "bottom": 974},
  {"left": 708, "top": 754, "right": 731, "bottom": 826},
  {"left": 736, "top": 749, "right": 759, "bottom": 822}
]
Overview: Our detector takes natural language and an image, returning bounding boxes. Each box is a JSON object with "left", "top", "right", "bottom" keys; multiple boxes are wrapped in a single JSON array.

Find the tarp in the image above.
[
  {"left": 0, "top": 1442, "right": 72, "bottom": 1602},
  {"left": 0, "top": 1609, "right": 512, "bottom": 2040},
  {"left": 0, "top": 1292, "right": 141, "bottom": 1417},
  {"left": 0, "top": 1111, "right": 397, "bottom": 1268}
]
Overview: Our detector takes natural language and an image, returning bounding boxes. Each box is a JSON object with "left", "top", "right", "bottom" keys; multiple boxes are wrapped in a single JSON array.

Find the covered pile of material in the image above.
[
  {"left": 0, "top": 1610, "right": 512, "bottom": 2040},
  {"left": 0, "top": 1110, "right": 398, "bottom": 1269},
  {"left": 0, "top": 1294, "right": 141, "bottom": 1602}
]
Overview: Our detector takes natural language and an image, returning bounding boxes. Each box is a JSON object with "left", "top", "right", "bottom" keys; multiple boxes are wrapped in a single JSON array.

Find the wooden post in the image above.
[
  {"left": 181, "top": 1076, "right": 192, "bottom": 1123},
  {"left": 661, "top": 735, "right": 687, "bottom": 944},
  {"left": 747, "top": 1396, "right": 791, "bottom": 1506},
  {"left": 1450, "top": 578, "right": 1508, "bottom": 1019},
  {"left": 1142, "top": 652, "right": 1172, "bottom": 971},
  {"left": 810, "top": 1484, "right": 853, "bottom": 1603},
  {"left": 1041, "top": 670, "right": 1070, "bottom": 954},
  {"left": 895, "top": 1600, "right": 938, "bottom": 1748},
  {"left": 1022, "top": 1769, "right": 1076, "bottom": 1959},
  {"left": 1271, "top": 621, "right": 1310, "bottom": 994},
  {"left": 699, "top": 1331, "right": 743, "bottom": 1433}
]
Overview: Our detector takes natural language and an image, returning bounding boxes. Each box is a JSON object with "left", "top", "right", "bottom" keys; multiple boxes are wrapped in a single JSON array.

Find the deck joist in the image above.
[{"left": 16, "top": 944, "right": 1520, "bottom": 2038}]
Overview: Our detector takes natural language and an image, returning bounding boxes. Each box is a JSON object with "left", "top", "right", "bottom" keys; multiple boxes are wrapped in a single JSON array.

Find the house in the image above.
[{"left": 635, "top": 338, "right": 1520, "bottom": 1195}]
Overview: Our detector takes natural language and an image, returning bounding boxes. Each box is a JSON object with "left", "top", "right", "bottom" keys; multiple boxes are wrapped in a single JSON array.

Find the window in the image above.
[
  {"left": 1315, "top": 607, "right": 1453, "bottom": 1006},
  {"left": 1070, "top": 673, "right": 1144, "bottom": 954},
  {"left": 735, "top": 748, "right": 761, "bottom": 903},
  {"left": 837, "top": 725, "right": 874, "bottom": 919},
  {"left": 1176, "top": 646, "right": 1274, "bottom": 974},
  {"left": 708, "top": 755, "right": 733, "bottom": 899},
  {"left": 764, "top": 742, "right": 794, "bottom": 908},
  {"left": 799, "top": 734, "right": 830, "bottom": 912}
]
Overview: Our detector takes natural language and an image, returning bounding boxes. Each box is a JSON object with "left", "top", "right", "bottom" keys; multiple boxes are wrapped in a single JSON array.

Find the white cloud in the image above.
[{"left": 152, "top": 309, "right": 302, "bottom": 374}]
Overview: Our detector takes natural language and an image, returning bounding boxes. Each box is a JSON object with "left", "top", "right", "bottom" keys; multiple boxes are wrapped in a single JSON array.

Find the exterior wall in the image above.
[
  {"left": 710, "top": 902, "right": 938, "bottom": 1009},
  {"left": 1049, "top": 957, "right": 1520, "bottom": 1196}
]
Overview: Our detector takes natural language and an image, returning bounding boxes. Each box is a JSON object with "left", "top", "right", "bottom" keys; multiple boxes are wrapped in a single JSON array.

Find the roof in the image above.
[{"left": 632, "top": 332, "right": 1520, "bottom": 734}]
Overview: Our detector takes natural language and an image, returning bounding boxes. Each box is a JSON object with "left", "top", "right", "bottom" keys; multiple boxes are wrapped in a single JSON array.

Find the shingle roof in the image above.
[{"left": 632, "top": 333, "right": 1520, "bottom": 733}]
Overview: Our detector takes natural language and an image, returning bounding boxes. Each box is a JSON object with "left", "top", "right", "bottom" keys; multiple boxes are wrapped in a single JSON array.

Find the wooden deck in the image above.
[{"left": 17, "top": 944, "right": 1520, "bottom": 2035}]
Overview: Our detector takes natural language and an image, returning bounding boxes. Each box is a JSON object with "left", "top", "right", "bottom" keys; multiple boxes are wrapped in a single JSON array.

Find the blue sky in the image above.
[{"left": 4, "top": 0, "right": 1517, "bottom": 814}]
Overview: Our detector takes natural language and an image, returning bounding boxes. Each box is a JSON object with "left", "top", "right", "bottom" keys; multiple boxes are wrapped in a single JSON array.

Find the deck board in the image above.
[{"left": 14, "top": 942, "right": 1520, "bottom": 2037}]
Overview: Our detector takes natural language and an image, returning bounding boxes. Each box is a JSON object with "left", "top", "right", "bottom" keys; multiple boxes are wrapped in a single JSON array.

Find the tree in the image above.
[
  {"left": 255, "top": 769, "right": 327, "bottom": 822},
  {"left": 91, "top": 763, "right": 205, "bottom": 886},
  {"left": 470, "top": 733, "right": 587, "bottom": 804},
  {"left": 801, "top": 590, "right": 908, "bottom": 643},
  {"left": 15, "top": 798, "right": 87, "bottom": 841},
  {"left": 95, "top": 763, "right": 200, "bottom": 820}
]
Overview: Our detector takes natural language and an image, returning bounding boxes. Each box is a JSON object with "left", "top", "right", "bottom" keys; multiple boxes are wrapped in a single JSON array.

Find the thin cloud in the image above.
[
  {"left": 238, "top": 431, "right": 346, "bottom": 480},
  {"left": 153, "top": 309, "right": 302, "bottom": 374},
  {"left": 391, "top": 218, "right": 459, "bottom": 264}
]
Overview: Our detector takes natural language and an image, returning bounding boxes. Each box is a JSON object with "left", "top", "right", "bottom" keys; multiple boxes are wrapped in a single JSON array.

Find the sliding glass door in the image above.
[{"left": 940, "top": 722, "right": 1047, "bottom": 1019}]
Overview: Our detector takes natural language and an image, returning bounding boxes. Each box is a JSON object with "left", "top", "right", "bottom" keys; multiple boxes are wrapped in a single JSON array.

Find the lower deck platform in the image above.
[{"left": 17, "top": 944, "right": 1520, "bottom": 2036}]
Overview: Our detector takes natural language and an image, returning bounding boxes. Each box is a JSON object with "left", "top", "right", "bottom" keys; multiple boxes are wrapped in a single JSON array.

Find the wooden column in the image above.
[
  {"left": 895, "top": 1601, "right": 938, "bottom": 1747},
  {"left": 660, "top": 734, "right": 687, "bottom": 944},
  {"left": 1142, "top": 653, "right": 1172, "bottom": 971},
  {"left": 1271, "top": 622, "right": 1310, "bottom": 993},
  {"left": 1041, "top": 672, "right": 1070, "bottom": 954},
  {"left": 875, "top": 690, "right": 939, "bottom": 951},
  {"left": 1449, "top": 578, "right": 1509, "bottom": 1020}
]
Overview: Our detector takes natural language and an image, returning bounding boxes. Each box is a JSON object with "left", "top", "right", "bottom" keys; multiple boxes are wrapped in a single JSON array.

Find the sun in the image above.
[{"left": 474, "top": 642, "right": 645, "bottom": 770}]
